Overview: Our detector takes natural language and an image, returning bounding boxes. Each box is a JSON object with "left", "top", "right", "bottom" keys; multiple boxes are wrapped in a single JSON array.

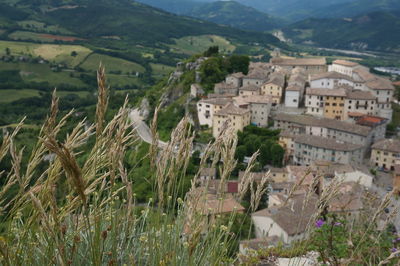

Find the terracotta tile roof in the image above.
[
  {"left": 274, "top": 113, "right": 372, "bottom": 137},
  {"left": 286, "top": 84, "right": 303, "bottom": 91},
  {"left": 234, "top": 95, "right": 273, "bottom": 105},
  {"left": 188, "top": 188, "right": 245, "bottom": 215},
  {"left": 310, "top": 71, "right": 354, "bottom": 81},
  {"left": 365, "top": 76, "right": 394, "bottom": 91},
  {"left": 287, "top": 165, "right": 316, "bottom": 186},
  {"left": 356, "top": 116, "right": 387, "bottom": 127},
  {"left": 306, "top": 87, "right": 347, "bottom": 97},
  {"left": 332, "top": 60, "right": 359, "bottom": 67},
  {"left": 346, "top": 90, "right": 376, "bottom": 100},
  {"left": 252, "top": 193, "right": 318, "bottom": 236},
  {"left": 215, "top": 103, "right": 250, "bottom": 116},
  {"left": 244, "top": 70, "right": 268, "bottom": 80},
  {"left": 353, "top": 68, "right": 376, "bottom": 82},
  {"left": 199, "top": 97, "right": 233, "bottom": 106},
  {"left": 393, "top": 81, "right": 400, "bottom": 87},
  {"left": 294, "top": 134, "right": 363, "bottom": 151},
  {"left": 263, "top": 73, "right": 285, "bottom": 87},
  {"left": 328, "top": 182, "right": 364, "bottom": 212},
  {"left": 271, "top": 57, "right": 326, "bottom": 66},
  {"left": 372, "top": 139, "right": 400, "bottom": 153}
]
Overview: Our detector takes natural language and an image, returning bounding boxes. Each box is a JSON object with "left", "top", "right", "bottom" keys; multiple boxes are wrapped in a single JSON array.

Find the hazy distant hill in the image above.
[
  {"left": 283, "top": 10, "right": 400, "bottom": 52},
  {"left": 136, "top": 0, "right": 284, "bottom": 31},
  {"left": 142, "top": 0, "right": 400, "bottom": 22},
  {"left": 309, "top": 0, "right": 400, "bottom": 19},
  {"left": 186, "top": 1, "right": 285, "bottom": 31}
]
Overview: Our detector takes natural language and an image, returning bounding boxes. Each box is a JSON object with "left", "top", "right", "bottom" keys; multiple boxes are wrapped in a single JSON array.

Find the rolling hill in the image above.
[
  {"left": 0, "top": 0, "right": 280, "bottom": 47},
  {"left": 186, "top": 1, "right": 285, "bottom": 31},
  {"left": 282, "top": 10, "right": 400, "bottom": 52}
]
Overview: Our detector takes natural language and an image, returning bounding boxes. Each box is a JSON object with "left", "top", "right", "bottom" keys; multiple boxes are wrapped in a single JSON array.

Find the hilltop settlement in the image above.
[{"left": 189, "top": 53, "right": 400, "bottom": 253}]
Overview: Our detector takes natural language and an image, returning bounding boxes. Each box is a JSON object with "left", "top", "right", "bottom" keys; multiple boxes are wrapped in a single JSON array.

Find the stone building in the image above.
[
  {"left": 371, "top": 139, "right": 400, "bottom": 171},
  {"left": 270, "top": 57, "right": 327, "bottom": 75},
  {"left": 196, "top": 97, "right": 232, "bottom": 127},
  {"left": 212, "top": 103, "right": 251, "bottom": 138},
  {"left": 293, "top": 135, "right": 364, "bottom": 166}
]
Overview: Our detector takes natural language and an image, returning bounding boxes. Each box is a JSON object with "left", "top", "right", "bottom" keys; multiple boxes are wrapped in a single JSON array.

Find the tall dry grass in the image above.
[{"left": 0, "top": 66, "right": 253, "bottom": 265}]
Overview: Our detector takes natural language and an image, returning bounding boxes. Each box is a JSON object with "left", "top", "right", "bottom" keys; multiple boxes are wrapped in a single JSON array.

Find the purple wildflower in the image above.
[
  {"left": 391, "top": 247, "right": 397, "bottom": 253},
  {"left": 315, "top": 219, "right": 325, "bottom": 228},
  {"left": 334, "top": 222, "right": 342, "bottom": 226},
  {"left": 397, "top": 237, "right": 400, "bottom": 242}
]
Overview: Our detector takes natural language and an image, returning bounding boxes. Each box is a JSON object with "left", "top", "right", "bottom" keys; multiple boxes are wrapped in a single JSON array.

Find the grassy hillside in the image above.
[
  {"left": 7, "top": 0, "right": 279, "bottom": 47},
  {"left": 283, "top": 10, "right": 400, "bottom": 52}
]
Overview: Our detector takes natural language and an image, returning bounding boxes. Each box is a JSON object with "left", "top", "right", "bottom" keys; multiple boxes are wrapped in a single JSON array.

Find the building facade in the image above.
[
  {"left": 371, "top": 139, "right": 400, "bottom": 171},
  {"left": 212, "top": 103, "right": 251, "bottom": 138},
  {"left": 197, "top": 98, "right": 232, "bottom": 127},
  {"left": 293, "top": 135, "right": 364, "bottom": 166}
]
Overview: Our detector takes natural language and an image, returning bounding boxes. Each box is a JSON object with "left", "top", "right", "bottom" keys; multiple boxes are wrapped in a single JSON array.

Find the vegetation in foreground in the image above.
[{"left": 0, "top": 67, "right": 399, "bottom": 265}]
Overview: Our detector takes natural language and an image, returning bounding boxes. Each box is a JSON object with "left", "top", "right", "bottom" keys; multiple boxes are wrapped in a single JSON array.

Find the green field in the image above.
[
  {"left": 150, "top": 63, "right": 175, "bottom": 78},
  {"left": 80, "top": 53, "right": 145, "bottom": 74},
  {"left": 0, "top": 89, "right": 40, "bottom": 103},
  {"left": 107, "top": 74, "right": 142, "bottom": 88},
  {"left": 0, "top": 62, "right": 87, "bottom": 87},
  {"left": 169, "top": 35, "right": 236, "bottom": 55},
  {"left": 0, "top": 89, "right": 92, "bottom": 103},
  {"left": 0, "top": 40, "right": 92, "bottom": 67}
]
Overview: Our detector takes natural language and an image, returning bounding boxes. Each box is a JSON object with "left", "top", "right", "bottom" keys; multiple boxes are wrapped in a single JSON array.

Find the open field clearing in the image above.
[
  {"left": 0, "top": 89, "right": 92, "bottom": 103},
  {"left": 0, "top": 62, "right": 88, "bottom": 87},
  {"left": 0, "top": 40, "right": 91, "bottom": 67},
  {"left": 150, "top": 63, "right": 175, "bottom": 78},
  {"left": 169, "top": 35, "right": 236, "bottom": 54},
  {"left": 80, "top": 53, "right": 145, "bottom": 74}
]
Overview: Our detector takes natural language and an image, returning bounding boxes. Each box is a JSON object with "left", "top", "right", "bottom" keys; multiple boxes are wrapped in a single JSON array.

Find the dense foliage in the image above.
[
  {"left": 199, "top": 54, "right": 250, "bottom": 90},
  {"left": 236, "top": 125, "right": 284, "bottom": 168}
]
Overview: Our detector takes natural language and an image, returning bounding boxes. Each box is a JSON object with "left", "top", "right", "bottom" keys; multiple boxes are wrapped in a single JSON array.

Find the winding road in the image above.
[{"left": 129, "top": 109, "right": 168, "bottom": 148}]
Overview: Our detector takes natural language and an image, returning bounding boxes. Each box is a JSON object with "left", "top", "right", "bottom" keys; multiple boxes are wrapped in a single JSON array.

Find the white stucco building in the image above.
[
  {"left": 196, "top": 98, "right": 232, "bottom": 127},
  {"left": 309, "top": 71, "right": 354, "bottom": 89}
]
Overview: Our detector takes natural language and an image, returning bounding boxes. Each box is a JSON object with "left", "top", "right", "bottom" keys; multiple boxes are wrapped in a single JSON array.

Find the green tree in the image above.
[
  {"left": 5, "top": 47, "right": 10, "bottom": 55},
  {"left": 270, "top": 144, "right": 284, "bottom": 167},
  {"left": 235, "top": 145, "right": 247, "bottom": 163},
  {"left": 200, "top": 57, "right": 226, "bottom": 90},
  {"left": 227, "top": 55, "right": 250, "bottom": 74},
  {"left": 203, "top": 45, "right": 219, "bottom": 57}
]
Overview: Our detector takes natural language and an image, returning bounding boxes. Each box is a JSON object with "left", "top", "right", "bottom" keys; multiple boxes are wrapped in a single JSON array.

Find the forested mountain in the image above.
[{"left": 283, "top": 10, "right": 400, "bottom": 52}]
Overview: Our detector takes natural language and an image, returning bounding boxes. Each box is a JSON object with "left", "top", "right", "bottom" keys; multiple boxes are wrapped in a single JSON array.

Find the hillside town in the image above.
[{"left": 191, "top": 53, "right": 400, "bottom": 254}]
